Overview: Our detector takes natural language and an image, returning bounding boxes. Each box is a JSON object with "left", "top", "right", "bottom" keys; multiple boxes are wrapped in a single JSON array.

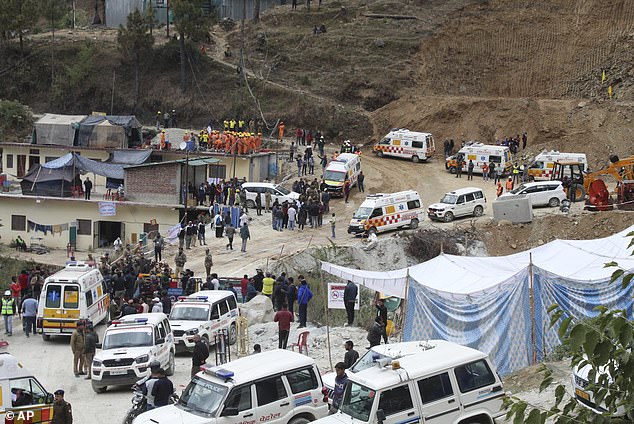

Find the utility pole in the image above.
[{"left": 166, "top": 0, "right": 170, "bottom": 39}]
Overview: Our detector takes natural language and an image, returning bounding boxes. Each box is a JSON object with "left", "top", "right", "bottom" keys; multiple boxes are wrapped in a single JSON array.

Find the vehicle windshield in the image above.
[
  {"left": 170, "top": 305, "right": 210, "bottom": 321},
  {"left": 178, "top": 377, "right": 228, "bottom": 416},
  {"left": 510, "top": 185, "right": 527, "bottom": 194},
  {"left": 353, "top": 207, "right": 373, "bottom": 219},
  {"left": 324, "top": 170, "right": 345, "bottom": 182},
  {"left": 274, "top": 185, "right": 291, "bottom": 195},
  {"left": 340, "top": 381, "right": 376, "bottom": 422},
  {"left": 350, "top": 350, "right": 389, "bottom": 373},
  {"left": 440, "top": 194, "right": 458, "bottom": 204},
  {"left": 103, "top": 329, "right": 153, "bottom": 349}
]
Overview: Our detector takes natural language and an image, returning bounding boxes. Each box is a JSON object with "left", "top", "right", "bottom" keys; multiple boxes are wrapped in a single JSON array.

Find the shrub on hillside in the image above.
[{"left": 0, "top": 99, "right": 34, "bottom": 141}]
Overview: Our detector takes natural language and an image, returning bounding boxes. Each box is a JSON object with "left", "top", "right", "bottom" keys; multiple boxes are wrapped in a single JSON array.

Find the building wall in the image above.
[
  {"left": 0, "top": 196, "right": 179, "bottom": 251},
  {"left": 125, "top": 162, "right": 181, "bottom": 204}
]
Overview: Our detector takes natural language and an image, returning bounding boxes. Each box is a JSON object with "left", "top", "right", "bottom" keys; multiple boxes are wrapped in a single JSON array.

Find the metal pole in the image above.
[
  {"left": 399, "top": 269, "right": 410, "bottom": 342},
  {"left": 110, "top": 70, "right": 115, "bottom": 115},
  {"left": 529, "top": 252, "right": 536, "bottom": 364},
  {"left": 184, "top": 151, "right": 189, "bottom": 220},
  {"left": 322, "top": 269, "right": 333, "bottom": 371},
  {"left": 166, "top": 0, "right": 170, "bottom": 38},
  {"left": 232, "top": 139, "right": 238, "bottom": 181}
]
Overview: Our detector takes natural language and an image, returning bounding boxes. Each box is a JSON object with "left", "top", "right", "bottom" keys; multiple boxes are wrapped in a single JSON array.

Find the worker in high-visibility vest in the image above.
[
  {"left": 1, "top": 290, "right": 17, "bottom": 336},
  {"left": 505, "top": 177, "right": 514, "bottom": 192},
  {"left": 278, "top": 121, "right": 286, "bottom": 141},
  {"left": 160, "top": 130, "right": 166, "bottom": 150}
]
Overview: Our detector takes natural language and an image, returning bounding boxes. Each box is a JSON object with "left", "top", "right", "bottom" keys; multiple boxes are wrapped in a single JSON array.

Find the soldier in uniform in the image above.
[
  {"left": 51, "top": 389, "right": 73, "bottom": 424},
  {"left": 204, "top": 249, "right": 213, "bottom": 278},
  {"left": 174, "top": 248, "right": 187, "bottom": 277}
]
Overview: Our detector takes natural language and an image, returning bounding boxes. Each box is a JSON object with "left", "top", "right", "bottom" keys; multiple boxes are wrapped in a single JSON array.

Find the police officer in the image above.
[{"left": 51, "top": 389, "right": 73, "bottom": 424}]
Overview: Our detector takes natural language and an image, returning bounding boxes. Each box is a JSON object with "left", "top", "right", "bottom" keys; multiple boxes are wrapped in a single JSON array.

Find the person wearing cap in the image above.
[
  {"left": 191, "top": 334, "right": 210, "bottom": 378},
  {"left": 151, "top": 297, "right": 163, "bottom": 313},
  {"left": 1, "top": 290, "right": 17, "bottom": 336},
  {"left": 51, "top": 389, "right": 73, "bottom": 424},
  {"left": 83, "top": 325, "right": 99, "bottom": 379},
  {"left": 204, "top": 248, "right": 213, "bottom": 277},
  {"left": 70, "top": 321, "right": 86, "bottom": 376},
  {"left": 174, "top": 247, "right": 187, "bottom": 278},
  {"left": 262, "top": 272, "right": 274, "bottom": 299}
]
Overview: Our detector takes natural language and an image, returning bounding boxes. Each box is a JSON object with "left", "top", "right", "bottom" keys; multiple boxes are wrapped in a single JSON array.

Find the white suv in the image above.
[
  {"left": 241, "top": 182, "right": 300, "bottom": 208},
  {"left": 428, "top": 187, "right": 486, "bottom": 222},
  {"left": 133, "top": 349, "right": 329, "bottom": 424},
  {"left": 91, "top": 313, "right": 175, "bottom": 393},
  {"left": 169, "top": 291, "right": 239, "bottom": 353},
  {"left": 499, "top": 180, "right": 566, "bottom": 207}
]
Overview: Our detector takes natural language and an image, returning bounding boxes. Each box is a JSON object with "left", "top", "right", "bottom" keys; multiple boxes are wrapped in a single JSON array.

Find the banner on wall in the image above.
[
  {"left": 327, "top": 283, "right": 360, "bottom": 310},
  {"left": 99, "top": 202, "right": 116, "bottom": 216}
]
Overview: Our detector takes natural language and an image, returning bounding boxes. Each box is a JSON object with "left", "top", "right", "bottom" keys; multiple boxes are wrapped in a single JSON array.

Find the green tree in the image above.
[
  {"left": 171, "top": 0, "right": 210, "bottom": 91},
  {"left": 504, "top": 231, "right": 634, "bottom": 423},
  {"left": 144, "top": 2, "right": 158, "bottom": 36},
  {"left": 117, "top": 9, "right": 154, "bottom": 110},
  {"left": 1, "top": 0, "right": 39, "bottom": 54}
]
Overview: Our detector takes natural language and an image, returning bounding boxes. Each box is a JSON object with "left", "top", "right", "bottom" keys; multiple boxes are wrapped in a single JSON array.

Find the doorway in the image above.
[{"left": 95, "top": 221, "right": 124, "bottom": 248}]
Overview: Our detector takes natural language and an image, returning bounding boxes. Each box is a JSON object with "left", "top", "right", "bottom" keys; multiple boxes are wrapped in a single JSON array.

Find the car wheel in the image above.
[
  {"left": 448, "top": 166, "right": 456, "bottom": 174},
  {"left": 473, "top": 205, "right": 484, "bottom": 217},
  {"left": 377, "top": 150, "right": 384, "bottom": 158},
  {"left": 246, "top": 199, "right": 256, "bottom": 208},
  {"left": 443, "top": 212, "right": 454, "bottom": 222},
  {"left": 166, "top": 352, "right": 175, "bottom": 376},
  {"left": 92, "top": 383, "right": 107, "bottom": 394},
  {"left": 548, "top": 197, "right": 560, "bottom": 207},
  {"left": 289, "top": 417, "right": 311, "bottom": 424},
  {"left": 42, "top": 334, "right": 51, "bottom": 342},
  {"left": 409, "top": 218, "right": 419, "bottom": 229},
  {"left": 229, "top": 323, "right": 237, "bottom": 345},
  {"left": 412, "top": 155, "right": 420, "bottom": 163}
]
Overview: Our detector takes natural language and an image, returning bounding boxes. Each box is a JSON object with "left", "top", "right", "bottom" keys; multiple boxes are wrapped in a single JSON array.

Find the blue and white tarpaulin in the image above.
[{"left": 320, "top": 226, "right": 634, "bottom": 375}]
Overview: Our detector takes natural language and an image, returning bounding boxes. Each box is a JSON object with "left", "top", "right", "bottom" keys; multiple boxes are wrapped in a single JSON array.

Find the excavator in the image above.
[{"left": 550, "top": 155, "right": 634, "bottom": 211}]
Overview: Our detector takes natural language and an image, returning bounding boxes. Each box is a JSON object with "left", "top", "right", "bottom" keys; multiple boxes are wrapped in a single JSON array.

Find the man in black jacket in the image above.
[
  {"left": 191, "top": 334, "right": 209, "bottom": 378},
  {"left": 343, "top": 281, "right": 358, "bottom": 326}
]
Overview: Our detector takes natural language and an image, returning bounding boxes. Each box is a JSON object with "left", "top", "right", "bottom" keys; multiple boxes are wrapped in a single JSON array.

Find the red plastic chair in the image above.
[{"left": 290, "top": 330, "right": 310, "bottom": 355}]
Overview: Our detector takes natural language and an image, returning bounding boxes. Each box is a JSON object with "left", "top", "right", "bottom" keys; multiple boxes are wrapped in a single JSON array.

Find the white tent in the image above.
[{"left": 321, "top": 225, "right": 634, "bottom": 374}]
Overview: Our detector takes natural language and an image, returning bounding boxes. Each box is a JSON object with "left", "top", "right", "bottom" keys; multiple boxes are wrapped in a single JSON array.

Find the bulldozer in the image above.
[{"left": 551, "top": 156, "right": 634, "bottom": 211}]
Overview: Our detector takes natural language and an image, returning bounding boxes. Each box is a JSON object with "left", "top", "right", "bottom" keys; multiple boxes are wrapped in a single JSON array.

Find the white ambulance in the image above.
[
  {"left": 348, "top": 191, "right": 424, "bottom": 235},
  {"left": 133, "top": 349, "right": 329, "bottom": 424},
  {"left": 373, "top": 129, "right": 435, "bottom": 163},
  {"left": 446, "top": 143, "right": 512, "bottom": 175},
  {"left": 323, "top": 153, "right": 362, "bottom": 197},
  {"left": 37, "top": 262, "right": 110, "bottom": 340},
  {"left": 314, "top": 340, "right": 506, "bottom": 424},
  {"left": 528, "top": 150, "right": 588, "bottom": 181},
  {"left": 0, "top": 353, "right": 55, "bottom": 424},
  {"left": 169, "top": 291, "right": 239, "bottom": 353}
]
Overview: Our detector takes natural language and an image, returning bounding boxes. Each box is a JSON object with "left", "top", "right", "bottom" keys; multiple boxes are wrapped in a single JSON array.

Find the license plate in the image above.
[
  {"left": 109, "top": 369, "right": 128, "bottom": 375},
  {"left": 575, "top": 388, "right": 590, "bottom": 401}
]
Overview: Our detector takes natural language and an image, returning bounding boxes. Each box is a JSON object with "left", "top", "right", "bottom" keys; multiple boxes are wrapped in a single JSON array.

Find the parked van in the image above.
[
  {"left": 428, "top": 187, "right": 487, "bottom": 222},
  {"left": 91, "top": 313, "right": 175, "bottom": 393},
  {"left": 133, "top": 349, "right": 329, "bottom": 424},
  {"left": 528, "top": 151, "right": 588, "bottom": 181},
  {"left": 374, "top": 129, "right": 435, "bottom": 163},
  {"left": 446, "top": 143, "right": 512, "bottom": 175},
  {"left": 323, "top": 153, "right": 362, "bottom": 197},
  {"left": 0, "top": 353, "right": 55, "bottom": 424},
  {"left": 314, "top": 340, "right": 505, "bottom": 424},
  {"left": 348, "top": 191, "right": 424, "bottom": 235},
  {"left": 37, "top": 262, "right": 110, "bottom": 340},
  {"left": 169, "top": 291, "right": 239, "bottom": 353},
  {"left": 241, "top": 182, "right": 300, "bottom": 208}
]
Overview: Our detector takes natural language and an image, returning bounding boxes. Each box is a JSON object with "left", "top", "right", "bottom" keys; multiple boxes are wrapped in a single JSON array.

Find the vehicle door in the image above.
[
  {"left": 218, "top": 384, "right": 256, "bottom": 424},
  {"left": 367, "top": 207, "right": 384, "bottom": 231},
  {"left": 463, "top": 192, "right": 476, "bottom": 215},
  {"left": 273, "top": 188, "right": 288, "bottom": 203},
  {"left": 8, "top": 376, "right": 54, "bottom": 424},
  {"left": 267, "top": 188, "right": 281, "bottom": 204},
  {"left": 209, "top": 302, "right": 221, "bottom": 337},
  {"left": 455, "top": 195, "right": 468, "bottom": 217},
  {"left": 523, "top": 186, "right": 544, "bottom": 205},
  {"left": 285, "top": 366, "right": 321, "bottom": 414},
  {"left": 218, "top": 298, "right": 231, "bottom": 332},
  {"left": 154, "top": 321, "right": 170, "bottom": 365},
  {"left": 417, "top": 372, "right": 461, "bottom": 424},
  {"left": 376, "top": 382, "right": 418, "bottom": 424},
  {"left": 254, "top": 375, "right": 294, "bottom": 423},
  {"left": 453, "top": 359, "right": 503, "bottom": 417}
]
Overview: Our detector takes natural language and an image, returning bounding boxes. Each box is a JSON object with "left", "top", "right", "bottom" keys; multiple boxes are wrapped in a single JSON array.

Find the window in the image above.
[
  {"left": 45, "top": 285, "right": 62, "bottom": 308},
  {"left": 406, "top": 199, "right": 420, "bottom": 210},
  {"left": 224, "top": 385, "right": 252, "bottom": 413},
  {"left": 370, "top": 208, "right": 382, "bottom": 218},
  {"left": 11, "top": 215, "right": 26, "bottom": 231},
  {"left": 144, "top": 223, "right": 159, "bottom": 234},
  {"left": 465, "top": 193, "right": 475, "bottom": 202},
  {"left": 417, "top": 373, "right": 454, "bottom": 404},
  {"left": 255, "top": 376, "right": 287, "bottom": 406},
  {"left": 454, "top": 360, "right": 496, "bottom": 393},
  {"left": 209, "top": 165, "right": 227, "bottom": 179},
  {"left": 377, "top": 384, "right": 414, "bottom": 416},
  {"left": 210, "top": 304, "right": 220, "bottom": 320},
  {"left": 489, "top": 155, "right": 501, "bottom": 164},
  {"left": 412, "top": 141, "right": 423, "bottom": 149},
  {"left": 10, "top": 377, "right": 48, "bottom": 407},
  {"left": 457, "top": 195, "right": 465, "bottom": 204},
  {"left": 44, "top": 156, "right": 57, "bottom": 163},
  {"left": 6, "top": 154, "right": 13, "bottom": 168},
  {"left": 157, "top": 321, "right": 167, "bottom": 339},
  {"left": 474, "top": 191, "right": 484, "bottom": 199},
  {"left": 64, "top": 286, "right": 79, "bottom": 309},
  {"left": 219, "top": 300, "right": 229, "bottom": 316},
  {"left": 154, "top": 326, "right": 161, "bottom": 343},
  {"left": 227, "top": 296, "right": 237, "bottom": 311},
  {"left": 77, "top": 219, "right": 91, "bottom": 235},
  {"left": 286, "top": 367, "right": 318, "bottom": 394},
  {"left": 85, "top": 290, "right": 94, "bottom": 308}
]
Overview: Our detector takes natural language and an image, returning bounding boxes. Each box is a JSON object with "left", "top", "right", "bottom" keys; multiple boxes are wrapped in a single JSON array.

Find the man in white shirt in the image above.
[
  {"left": 239, "top": 210, "right": 249, "bottom": 227},
  {"left": 287, "top": 205, "right": 297, "bottom": 230}
]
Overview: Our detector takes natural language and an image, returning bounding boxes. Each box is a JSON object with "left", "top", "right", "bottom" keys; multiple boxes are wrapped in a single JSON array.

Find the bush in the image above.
[{"left": 0, "top": 99, "right": 34, "bottom": 140}]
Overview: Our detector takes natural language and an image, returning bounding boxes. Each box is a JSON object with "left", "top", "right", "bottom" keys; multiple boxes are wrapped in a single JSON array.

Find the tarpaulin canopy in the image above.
[
  {"left": 20, "top": 164, "right": 80, "bottom": 197},
  {"left": 321, "top": 226, "right": 634, "bottom": 375},
  {"left": 109, "top": 150, "right": 152, "bottom": 165},
  {"left": 33, "top": 114, "right": 87, "bottom": 146},
  {"left": 40, "top": 152, "right": 126, "bottom": 179},
  {"left": 77, "top": 115, "right": 142, "bottom": 148}
]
